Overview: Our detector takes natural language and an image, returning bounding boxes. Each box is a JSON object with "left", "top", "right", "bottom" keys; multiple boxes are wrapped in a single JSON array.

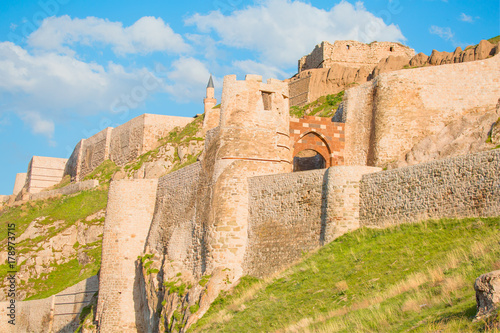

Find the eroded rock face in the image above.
[{"left": 475, "top": 270, "right": 500, "bottom": 319}]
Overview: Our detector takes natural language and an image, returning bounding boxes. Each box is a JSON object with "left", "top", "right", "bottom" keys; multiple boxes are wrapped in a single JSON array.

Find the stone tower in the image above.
[
  {"left": 203, "top": 74, "right": 219, "bottom": 131},
  {"left": 204, "top": 74, "right": 293, "bottom": 279}
]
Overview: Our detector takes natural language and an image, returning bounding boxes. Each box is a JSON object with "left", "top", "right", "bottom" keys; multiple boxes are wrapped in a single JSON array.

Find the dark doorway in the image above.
[{"left": 293, "top": 149, "right": 326, "bottom": 172}]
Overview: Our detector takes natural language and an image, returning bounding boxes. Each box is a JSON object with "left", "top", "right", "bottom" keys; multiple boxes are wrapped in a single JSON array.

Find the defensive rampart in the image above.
[
  {"left": 12, "top": 173, "right": 27, "bottom": 195},
  {"left": 25, "top": 156, "right": 68, "bottom": 194},
  {"left": 96, "top": 179, "right": 158, "bottom": 332},
  {"left": 29, "top": 179, "right": 99, "bottom": 201},
  {"left": 360, "top": 149, "right": 500, "bottom": 227},
  {"left": 244, "top": 166, "right": 379, "bottom": 277},
  {"left": 299, "top": 40, "right": 414, "bottom": 72},
  {"left": 66, "top": 114, "right": 192, "bottom": 181},
  {"left": 343, "top": 54, "right": 500, "bottom": 167}
]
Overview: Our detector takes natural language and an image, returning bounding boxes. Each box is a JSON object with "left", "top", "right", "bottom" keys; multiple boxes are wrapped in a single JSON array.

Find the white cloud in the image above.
[
  {"left": 232, "top": 60, "right": 289, "bottom": 80},
  {"left": 164, "top": 57, "right": 217, "bottom": 103},
  {"left": 429, "top": 26, "right": 454, "bottom": 41},
  {"left": 19, "top": 111, "right": 55, "bottom": 139},
  {"left": 459, "top": 13, "right": 474, "bottom": 23},
  {"left": 185, "top": 0, "right": 406, "bottom": 67},
  {"left": 0, "top": 42, "right": 163, "bottom": 138},
  {"left": 28, "top": 15, "right": 190, "bottom": 55}
]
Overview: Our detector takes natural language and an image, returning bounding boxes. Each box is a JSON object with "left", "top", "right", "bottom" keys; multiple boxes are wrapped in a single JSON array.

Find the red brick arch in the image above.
[{"left": 289, "top": 116, "right": 345, "bottom": 168}]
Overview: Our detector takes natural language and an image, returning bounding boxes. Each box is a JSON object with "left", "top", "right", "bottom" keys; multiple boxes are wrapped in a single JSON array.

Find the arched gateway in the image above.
[{"left": 289, "top": 116, "right": 345, "bottom": 171}]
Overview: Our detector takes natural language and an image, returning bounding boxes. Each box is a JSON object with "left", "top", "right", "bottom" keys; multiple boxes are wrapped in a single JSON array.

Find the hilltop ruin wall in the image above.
[
  {"left": 65, "top": 114, "right": 192, "bottom": 181},
  {"left": 299, "top": 40, "right": 415, "bottom": 72}
]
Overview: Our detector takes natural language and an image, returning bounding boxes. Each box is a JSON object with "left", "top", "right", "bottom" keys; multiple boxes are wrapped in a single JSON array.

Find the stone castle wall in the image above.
[
  {"left": 343, "top": 54, "right": 500, "bottom": 167},
  {"left": 146, "top": 162, "right": 202, "bottom": 275},
  {"left": 66, "top": 114, "right": 192, "bottom": 180},
  {"left": 299, "top": 40, "right": 414, "bottom": 72},
  {"left": 0, "top": 275, "right": 98, "bottom": 333},
  {"left": 29, "top": 179, "right": 99, "bottom": 201},
  {"left": 25, "top": 156, "right": 68, "bottom": 193},
  {"left": 288, "top": 74, "right": 311, "bottom": 106},
  {"left": 12, "top": 173, "right": 27, "bottom": 195},
  {"left": 243, "top": 166, "right": 379, "bottom": 277},
  {"left": 96, "top": 179, "right": 158, "bottom": 333},
  {"left": 360, "top": 150, "right": 500, "bottom": 227}
]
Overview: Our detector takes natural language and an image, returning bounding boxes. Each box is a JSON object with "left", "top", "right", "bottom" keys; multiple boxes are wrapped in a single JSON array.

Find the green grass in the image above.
[
  {"left": 83, "top": 160, "right": 120, "bottom": 183},
  {"left": 0, "top": 188, "right": 107, "bottom": 300},
  {"left": 290, "top": 91, "right": 344, "bottom": 119},
  {"left": 0, "top": 187, "right": 108, "bottom": 243},
  {"left": 24, "top": 240, "right": 102, "bottom": 300},
  {"left": 162, "top": 115, "right": 204, "bottom": 145},
  {"left": 487, "top": 35, "right": 500, "bottom": 44},
  {"left": 190, "top": 217, "right": 500, "bottom": 333}
]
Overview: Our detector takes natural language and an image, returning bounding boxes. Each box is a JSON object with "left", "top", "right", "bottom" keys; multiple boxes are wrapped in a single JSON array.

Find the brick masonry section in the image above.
[
  {"left": 289, "top": 116, "right": 345, "bottom": 168},
  {"left": 360, "top": 150, "right": 500, "bottom": 226}
]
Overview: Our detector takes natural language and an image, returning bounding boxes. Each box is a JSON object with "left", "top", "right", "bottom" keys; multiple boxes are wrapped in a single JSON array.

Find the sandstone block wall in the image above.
[
  {"left": 360, "top": 150, "right": 500, "bottom": 227},
  {"left": 80, "top": 128, "right": 113, "bottom": 180},
  {"left": 0, "top": 275, "right": 98, "bottom": 333},
  {"left": 25, "top": 156, "right": 68, "bottom": 193},
  {"left": 12, "top": 173, "right": 26, "bottom": 195},
  {"left": 288, "top": 74, "right": 311, "bottom": 107},
  {"left": 299, "top": 40, "right": 414, "bottom": 72},
  {"left": 289, "top": 116, "right": 345, "bottom": 167},
  {"left": 96, "top": 179, "right": 158, "bottom": 333},
  {"left": 146, "top": 162, "right": 202, "bottom": 275},
  {"left": 243, "top": 166, "right": 380, "bottom": 278},
  {"left": 343, "top": 54, "right": 500, "bottom": 167},
  {"left": 29, "top": 179, "right": 99, "bottom": 201}
]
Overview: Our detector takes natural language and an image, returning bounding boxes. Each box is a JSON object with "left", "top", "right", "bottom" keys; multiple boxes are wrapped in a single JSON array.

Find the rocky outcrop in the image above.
[{"left": 475, "top": 270, "right": 500, "bottom": 320}]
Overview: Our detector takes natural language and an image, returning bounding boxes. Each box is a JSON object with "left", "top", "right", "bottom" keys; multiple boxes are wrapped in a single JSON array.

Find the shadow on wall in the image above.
[{"left": 293, "top": 149, "right": 326, "bottom": 172}]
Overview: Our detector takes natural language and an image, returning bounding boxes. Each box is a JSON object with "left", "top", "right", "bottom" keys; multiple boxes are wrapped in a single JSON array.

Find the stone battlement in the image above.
[{"left": 299, "top": 40, "right": 415, "bottom": 72}]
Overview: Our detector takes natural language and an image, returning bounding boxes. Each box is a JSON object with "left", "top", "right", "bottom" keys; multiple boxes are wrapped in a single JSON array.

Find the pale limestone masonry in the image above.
[
  {"left": 244, "top": 166, "right": 379, "bottom": 277},
  {"left": 66, "top": 114, "right": 192, "bottom": 181},
  {"left": 360, "top": 150, "right": 500, "bottom": 227},
  {"left": 12, "top": 173, "right": 26, "bottom": 195},
  {"left": 146, "top": 75, "right": 292, "bottom": 282},
  {"left": 343, "top": 53, "right": 500, "bottom": 167},
  {"left": 299, "top": 40, "right": 415, "bottom": 72},
  {"left": 25, "top": 156, "right": 68, "bottom": 193},
  {"left": 96, "top": 179, "right": 158, "bottom": 333},
  {"left": 0, "top": 275, "right": 98, "bottom": 333},
  {"left": 29, "top": 179, "right": 99, "bottom": 201}
]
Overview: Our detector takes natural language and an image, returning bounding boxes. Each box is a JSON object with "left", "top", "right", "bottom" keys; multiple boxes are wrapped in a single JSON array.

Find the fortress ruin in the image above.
[{"left": 2, "top": 39, "right": 500, "bottom": 333}]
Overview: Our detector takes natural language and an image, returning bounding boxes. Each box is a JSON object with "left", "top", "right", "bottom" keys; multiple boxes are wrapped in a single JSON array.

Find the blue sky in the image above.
[{"left": 0, "top": 0, "right": 498, "bottom": 194}]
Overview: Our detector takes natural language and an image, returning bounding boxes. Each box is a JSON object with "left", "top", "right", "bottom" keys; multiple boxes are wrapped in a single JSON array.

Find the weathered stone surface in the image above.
[
  {"left": 409, "top": 52, "right": 429, "bottom": 67},
  {"left": 475, "top": 270, "right": 500, "bottom": 319},
  {"left": 369, "top": 55, "right": 410, "bottom": 79},
  {"left": 343, "top": 53, "right": 500, "bottom": 167},
  {"left": 360, "top": 150, "right": 500, "bottom": 226},
  {"left": 96, "top": 179, "right": 158, "bottom": 333}
]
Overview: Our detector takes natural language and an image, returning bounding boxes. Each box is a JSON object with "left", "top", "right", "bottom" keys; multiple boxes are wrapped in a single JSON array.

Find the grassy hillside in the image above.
[
  {"left": 290, "top": 91, "right": 344, "bottom": 118},
  {"left": 190, "top": 217, "right": 500, "bottom": 332},
  {"left": 0, "top": 187, "right": 108, "bottom": 300}
]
